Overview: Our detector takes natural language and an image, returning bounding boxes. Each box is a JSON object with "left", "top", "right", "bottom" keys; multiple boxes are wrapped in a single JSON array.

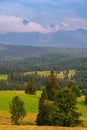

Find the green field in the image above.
[
  {"left": 0, "top": 91, "right": 87, "bottom": 126},
  {"left": 0, "top": 91, "right": 86, "bottom": 117},
  {"left": 0, "top": 74, "right": 8, "bottom": 80},
  {"left": 24, "top": 70, "right": 75, "bottom": 79},
  {"left": 0, "top": 91, "right": 41, "bottom": 113},
  {"left": 24, "top": 71, "right": 51, "bottom": 77},
  {"left": 0, "top": 91, "right": 86, "bottom": 116},
  {"left": 77, "top": 96, "right": 87, "bottom": 117}
]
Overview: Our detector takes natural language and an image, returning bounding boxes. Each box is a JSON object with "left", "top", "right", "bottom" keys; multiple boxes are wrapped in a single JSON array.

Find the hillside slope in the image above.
[{"left": 0, "top": 44, "right": 87, "bottom": 61}]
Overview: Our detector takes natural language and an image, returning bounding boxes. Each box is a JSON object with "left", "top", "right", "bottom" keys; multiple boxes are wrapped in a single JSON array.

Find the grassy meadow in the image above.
[
  {"left": 0, "top": 70, "right": 87, "bottom": 129},
  {"left": 0, "top": 91, "right": 41, "bottom": 113},
  {"left": 0, "top": 90, "right": 87, "bottom": 126},
  {"left": 0, "top": 74, "right": 8, "bottom": 80},
  {"left": 24, "top": 70, "right": 75, "bottom": 79},
  {"left": 0, "top": 90, "right": 41, "bottom": 125}
]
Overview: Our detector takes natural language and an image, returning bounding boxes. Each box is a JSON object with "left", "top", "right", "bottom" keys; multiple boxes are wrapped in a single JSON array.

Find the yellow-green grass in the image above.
[
  {"left": 68, "top": 70, "right": 76, "bottom": 79},
  {"left": 24, "top": 71, "right": 51, "bottom": 77},
  {"left": 0, "top": 126, "right": 87, "bottom": 130},
  {"left": 0, "top": 91, "right": 87, "bottom": 126},
  {"left": 0, "top": 70, "right": 75, "bottom": 80},
  {"left": 0, "top": 74, "right": 8, "bottom": 80},
  {"left": 77, "top": 96, "right": 87, "bottom": 118},
  {"left": 0, "top": 91, "right": 41, "bottom": 113},
  {"left": 0, "top": 112, "right": 37, "bottom": 125},
  {"left": 24, "top": 70, "right": 75, "bottom": 79},
  {"left": 77, "top": 96, "right": 87, "bottom": 127},
  {"left": 0, "top": 91, "right": 41, "bottom": 125}
]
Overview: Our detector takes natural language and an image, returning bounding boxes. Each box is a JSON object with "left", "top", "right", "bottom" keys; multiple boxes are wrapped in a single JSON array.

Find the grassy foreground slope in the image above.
[
  {"left": 0, "top": 126, "right": 87, "bottom": 130},
  {"left": 0, "top": 91, "right": 41, "bottom": 113},
  {"left": 0, "top": 91, "right": 87, "bottom": 127}
]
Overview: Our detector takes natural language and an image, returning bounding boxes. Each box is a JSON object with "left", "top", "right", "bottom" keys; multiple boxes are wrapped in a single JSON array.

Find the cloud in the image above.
[
  {"left": 0, "top": 0, "right": 87, "bottom": 33},
  {"left": 0, "top": 15, "right": 60, "bottom": 33},
  {"left": 0, "top": 16, "right": 87, "bottom": 34},
  {"left": 61, "top": 18, "right": 87, "bottom": 30}
]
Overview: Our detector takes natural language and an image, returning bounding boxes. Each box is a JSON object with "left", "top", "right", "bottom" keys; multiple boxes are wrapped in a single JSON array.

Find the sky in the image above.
[{"left": 0, "top": 0, "right": 87, "bottom": 33}]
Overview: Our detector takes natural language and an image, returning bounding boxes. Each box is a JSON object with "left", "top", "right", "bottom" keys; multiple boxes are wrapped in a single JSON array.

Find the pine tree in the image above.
[
  {"left": 52, "top": 87, "right": 82, "bottom": 126},
  {"left": 46, "top": 70, "right": 59, "bottom": 100},
  {"left": 36, "top": 89, "right": 56, "bottom": 125},
  {"left": 25, "top": 77, "right": 36, "bottom": 95},
  {"left": 36, "top": 71, "right": 82, "bottom": 126},
  {"left": 9, "top": 96, "right": 26, "bottom": 125}
]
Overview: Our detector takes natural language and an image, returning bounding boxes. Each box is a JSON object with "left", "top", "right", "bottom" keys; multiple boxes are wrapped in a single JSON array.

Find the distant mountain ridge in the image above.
[
  {"left": 0, "top": 44, "right": 87, "bottom": 61},
  {"left": 0, "top": 29, "right": 87, "bottom": 48}
]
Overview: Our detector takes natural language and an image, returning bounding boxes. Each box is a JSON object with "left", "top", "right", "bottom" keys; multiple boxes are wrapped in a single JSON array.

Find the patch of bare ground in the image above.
[
  {"left": 0, "top": 113, "right": 37, "bottom": 125},
  {"left": 0, "top": 116, "right": 11, "bottom": 125}
]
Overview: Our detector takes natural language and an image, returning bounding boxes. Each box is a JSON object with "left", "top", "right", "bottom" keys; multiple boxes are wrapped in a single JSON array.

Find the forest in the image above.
[{"left": 0, "top": 45, "right": 87, "bottom": 127}]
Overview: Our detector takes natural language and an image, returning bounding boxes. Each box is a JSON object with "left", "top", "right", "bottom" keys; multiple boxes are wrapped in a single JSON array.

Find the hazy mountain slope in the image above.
[{"left": 0, "top": 29, "right": 87, "bottom": 48}]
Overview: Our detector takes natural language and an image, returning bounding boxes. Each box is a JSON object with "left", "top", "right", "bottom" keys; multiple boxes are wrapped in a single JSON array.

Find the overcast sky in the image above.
[{"left": 0, "top": 0, "right": 87, "bottom": 33}]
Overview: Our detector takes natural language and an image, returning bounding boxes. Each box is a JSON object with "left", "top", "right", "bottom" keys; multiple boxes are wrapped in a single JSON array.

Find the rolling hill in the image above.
[{"left": 0, "top": 44, "right": 87, "bottom": 61}]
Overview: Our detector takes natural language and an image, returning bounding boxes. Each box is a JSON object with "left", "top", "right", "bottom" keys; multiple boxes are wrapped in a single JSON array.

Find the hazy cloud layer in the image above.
[{"left": 0, "top": 0, "right": 87, "bottom": 33}]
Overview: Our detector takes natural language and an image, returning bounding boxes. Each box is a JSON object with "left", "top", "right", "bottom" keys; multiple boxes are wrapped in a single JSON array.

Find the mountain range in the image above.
[{"left": 0, "top": 29, "right": 87, "bottom": 48}]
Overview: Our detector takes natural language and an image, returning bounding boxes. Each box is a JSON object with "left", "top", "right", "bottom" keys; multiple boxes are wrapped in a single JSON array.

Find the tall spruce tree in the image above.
[
  {"left": 46, "top": 70, "right": 59, "bottom": 100},
  {"left": 36, "top": 71, "right": 82, "bottom": 126},
  {"left": 52, "top": 87, "right": 82, "bottom": 126},
  {"left": 25, "top": 77, "right": 36, "bottom": 95},
  {"left": 36, "top": 89, "right": 56, "bottom": 125}
]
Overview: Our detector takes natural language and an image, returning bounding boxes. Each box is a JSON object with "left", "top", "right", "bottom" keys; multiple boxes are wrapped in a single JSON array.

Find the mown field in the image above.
[{"left": 24, "top": 70, "right": 75, "bottom": 79}]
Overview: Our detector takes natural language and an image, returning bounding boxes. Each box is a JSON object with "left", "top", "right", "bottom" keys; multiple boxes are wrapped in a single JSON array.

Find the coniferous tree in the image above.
[
  {"left": 36, "top": 88, "right": 56, "bottom": 126},
  {"left": 85, "top": 95, "right": 87, "bottom": 104},
  {"left": 25, "top": 77, "right": 36, "bottom": 95},
  {"left": 52, "top": 87, "right": 82, "bottom": 126},
  {"left": 46, "top": 70, "right": 59, "bottom": 100},
  {"left": 37, "top": 86, "right": 82, "bottom": 126}
]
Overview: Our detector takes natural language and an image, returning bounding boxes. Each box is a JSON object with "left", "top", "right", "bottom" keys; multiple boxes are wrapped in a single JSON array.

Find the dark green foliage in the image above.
[
  {"left": 71, "top": 86, "right": 81, "bottom": 97},
  {"left": 52, "top": 87, "right": 82, "bottom": 126},
  {"left": 9, "top": 96, "right": 26, "bottom": 125},
  {"left": 7, "top": 71, "right": 47, "bottom": 90},
  {"left": 73, "top": 70, "right": 87, "bottom": 89},
  {"left": 37, "top": 80, "right": 82, "bottom": 126},
  {"left": 36, "top": 99, "right": 56, "bottom": 126},
  {"left": 85, "top": 95, "right": 87, "bottom": 104},
  {"left": 67, "top": 81, "right": 81, "bottom": 97},
  {"left": 25, "top": 77, "right": 36, "bottom": 95},
  {"left": 36, "top": 88, "right": 51, "bottom": 125},
  {"left": 46, "top": 71, "right": 59, "bottom": 100},
  {"left": 37, "top": 71, "right": 82, "bottom": 126},
  {"left": 38, "top": 88, "right": 48, "bottom": 110},
  {"left": 0, "top": 47, "right": 87, "bottom": 90},
  {"left": 0, "top": 80, "right": 25, "bottom": 90}
]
